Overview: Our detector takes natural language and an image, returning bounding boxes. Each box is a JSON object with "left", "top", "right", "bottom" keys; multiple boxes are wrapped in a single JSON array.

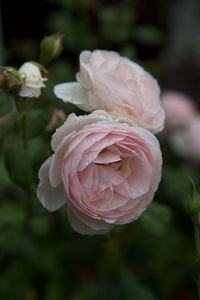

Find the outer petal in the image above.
[
  {"left": 68, "top": 202, "right": 113, "bottom": 231},
  {"left": 19, "top": 85, "right": 41, "bottom": 98},
  {"left": 54, "top": 82, "right": 91, "bottom": 111},
  {"left": 51, "top": 110, "right": 113, "bottom": 152},
  {"left": 49, "top": 132, "right": 75, "bottom": 187},
  {"left": 36, "top": 156, "right": 67, "bottom": 212},
  {"left": 67, "top": 207, "right": 110, "bottom": 235},
  {"left": 80, "top": 63, "right": 95, "bottom": 89}
]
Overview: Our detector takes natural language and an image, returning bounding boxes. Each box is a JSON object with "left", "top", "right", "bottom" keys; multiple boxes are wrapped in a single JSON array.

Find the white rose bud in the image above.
[{"left": 18, "top": 62, "right": 47, "bottom": 98}]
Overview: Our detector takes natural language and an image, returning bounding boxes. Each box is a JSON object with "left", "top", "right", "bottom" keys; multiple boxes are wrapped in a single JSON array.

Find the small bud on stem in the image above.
[
  {"left": 40, "top": 33, "right": 63, "bottom": 66},
  {"left": 0, "top": 67, "right": 22, "bottom": 92}
]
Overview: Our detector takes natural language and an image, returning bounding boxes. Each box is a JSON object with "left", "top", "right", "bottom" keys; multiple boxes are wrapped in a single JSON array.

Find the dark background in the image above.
[{"left": 1, "top": 1, "right": 200, "bottom": 299}]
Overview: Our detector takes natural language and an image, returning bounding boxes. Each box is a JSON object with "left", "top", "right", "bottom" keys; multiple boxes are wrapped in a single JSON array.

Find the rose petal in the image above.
[
  {"left": 67, "top": 207, "right": 111, "bottom": 235},
  {"left": 94, "top": 151, "right": 121, "bottom": 164},
  {"left": 54, "top": 82, "right": 91, "bottom": 111},
  {"left": 37, "top": 156, "right": 67, "bottom": 211},
  {"left": 49, "top": 132, "right": 75, "bottom": 187},
  {"left": 51, "top": 110, "right": 113, "bottom": 152},
  {"left": 68, "top": 203, "right": 113, "bottom": 231}
]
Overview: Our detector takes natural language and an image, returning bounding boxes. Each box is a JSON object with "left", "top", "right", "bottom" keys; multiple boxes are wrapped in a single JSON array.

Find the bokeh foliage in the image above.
[{"left": 0, "top": 0, "right": 198, "bottom": 299}]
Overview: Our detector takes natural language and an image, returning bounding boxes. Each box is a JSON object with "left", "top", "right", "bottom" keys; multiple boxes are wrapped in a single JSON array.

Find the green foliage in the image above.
[
  {"left": 0, "top": 88, "right": 12, "bottom": 117},
  {"left": 185, "top": 179, "right": 200, "bottom": 217},
  {"left": 139, "top": 202, "right": 173, "bottom": 236},
  {"left": 5, "top": 141, "right": 34, "bottom": 188},
  {"left": 133, "top": 25, "right": 163, "bottom": 46},
  {"left": 25, "top": 108, "right": 53, "bottom": 138},
  {"left": 121, "top": 268, "right": 158, "bottom": 300},
  {"left": 99, "top": 6, "right": 134, "bottom": 44}
]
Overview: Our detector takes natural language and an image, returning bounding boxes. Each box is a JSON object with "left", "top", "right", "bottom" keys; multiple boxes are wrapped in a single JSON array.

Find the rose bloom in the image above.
[
  {"left": 18, "top": 62, "right": 47, "bottom": 98},
  {"left": 37, "top": 110, "right": 162, "bottom": 235},
  {"left": 161, "top": 91, "right": 197, "bottom": 130},
  {"left": 54, "top": 50, "right": 165, "bottom": 134}
]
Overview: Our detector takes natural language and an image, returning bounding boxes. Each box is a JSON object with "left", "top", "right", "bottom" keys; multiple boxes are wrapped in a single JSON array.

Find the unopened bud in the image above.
[
  {"left": 0, "top": 66, "right": 22, "bottom": 92},
  {"left": 40, "top": 33, "right": 63, "bottom": 66},
  {"left": 186, "top": 179, "right": 200, "bottom": 219},
  {"left": 29, "top": 62, "right": 48, "bottom": 79}
]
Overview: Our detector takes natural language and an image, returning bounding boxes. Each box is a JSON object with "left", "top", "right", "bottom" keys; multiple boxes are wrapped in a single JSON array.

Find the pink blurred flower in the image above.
[
  {"left": 161, "top": 91, "right": 197, "bottom": 130},
  {"left": 168, "top": 116, "right": 200, "bottom": 160},
  {"left": 37, "top": 110, "right": 162, "bottom": 235},
  {"left": 54, "top": 50, "right": 165, "bottom": 134},
  {"left": 186, "top": 117, "right": 200, "bottom": 160}
]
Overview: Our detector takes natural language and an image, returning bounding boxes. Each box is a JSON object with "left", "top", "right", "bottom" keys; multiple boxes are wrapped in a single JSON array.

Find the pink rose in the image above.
[
  {"left": 161, "top": 91, "right": 197, "bottom": 130},
  {"left": 54, "top": 50, "right": 165, "bottom": 134},
  {"left": 37, "top": 110, "right": 162, "bottom": 235}
]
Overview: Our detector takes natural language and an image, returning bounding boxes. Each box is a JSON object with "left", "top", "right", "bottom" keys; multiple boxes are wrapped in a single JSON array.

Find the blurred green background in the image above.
[{"left": 1, "top": 0, "right": 200, "bottom": 299}]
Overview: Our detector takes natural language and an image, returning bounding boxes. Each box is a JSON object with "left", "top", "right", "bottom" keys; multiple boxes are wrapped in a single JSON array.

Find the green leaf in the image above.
[
  {"left": 26, "top": 108, "right": 52, "bottom": 138},
  {"left": 0, "top": 202, "right": 25, "bottom": 228},
  {"left": 163, "top": 163, "right": 198, "bottom": 203},
  {"left": 0, "top": 88, "right": 12, "bottom": 117},
  {"left": 139, "top": 202, "right": 173, "bottom": 236},
  {"left": 0, "top": 227, "right": 38, "bottom": 257},
  {"left": 5, "top": 141, "right": 33, "bottom": 188},
  {"left": 0, "top": 156, "right": 13, "bottom": 187},
  {"left": 121, "top": 267, "right": 158, "bottom": 300}
]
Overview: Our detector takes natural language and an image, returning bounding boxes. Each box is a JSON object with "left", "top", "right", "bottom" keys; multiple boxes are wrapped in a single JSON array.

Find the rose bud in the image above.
[
  {"left": 18, "top": 62, "right": 47, "bottom": 98},
  {"left": 0, "top": 66, "right": 22, "bottom": 92},
  {"left": 40, "top": 33, "right": 63, "bottom": 66}
]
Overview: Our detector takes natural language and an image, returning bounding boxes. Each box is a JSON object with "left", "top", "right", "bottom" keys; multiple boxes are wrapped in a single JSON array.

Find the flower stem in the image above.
[
  {"left": 13, "top": 93, "right": 20, "bottom": 112},
  {"left": 194, "top": 221, "right": 200, "bottom": 254},
  {"left": 22, "top": 111, "right": 27, "bottom": 150},
  {"left": 13, "top": 94, "right": 28, "bottom": 149},
  {"left": 193, "top": 217, "right": 200, "bottom": 299}
]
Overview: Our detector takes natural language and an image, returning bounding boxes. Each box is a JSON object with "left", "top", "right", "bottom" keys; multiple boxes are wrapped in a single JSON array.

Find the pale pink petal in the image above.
[
  {"left": 67, "top": 207, "right": 110, "bottom": 235},
  {"left": 51, "top": 110, "right": 113, "bottom": 152},
  {"left": 80, "top": 63, "right": 95, "bottom": 89},
  {"left": 54, "top": 82, "right": 91, "bottom": 111},
  {"left": 94, "top": 151, "right": 121, "bottom": 164},
  {"left": 79, "top": 50, "right": 92, "bottom": 64},
  {"left": 49, "top": 132, "right": 75, "bottom": 187},
  {"left": 77, "top": 134, "right": 124, "bottom": 171},
  {"left": 68, "top": 203, "right": 113, "bottom": 231},
  {"left": 37, "top": 156, "right": 67, "bottom": 211}
]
